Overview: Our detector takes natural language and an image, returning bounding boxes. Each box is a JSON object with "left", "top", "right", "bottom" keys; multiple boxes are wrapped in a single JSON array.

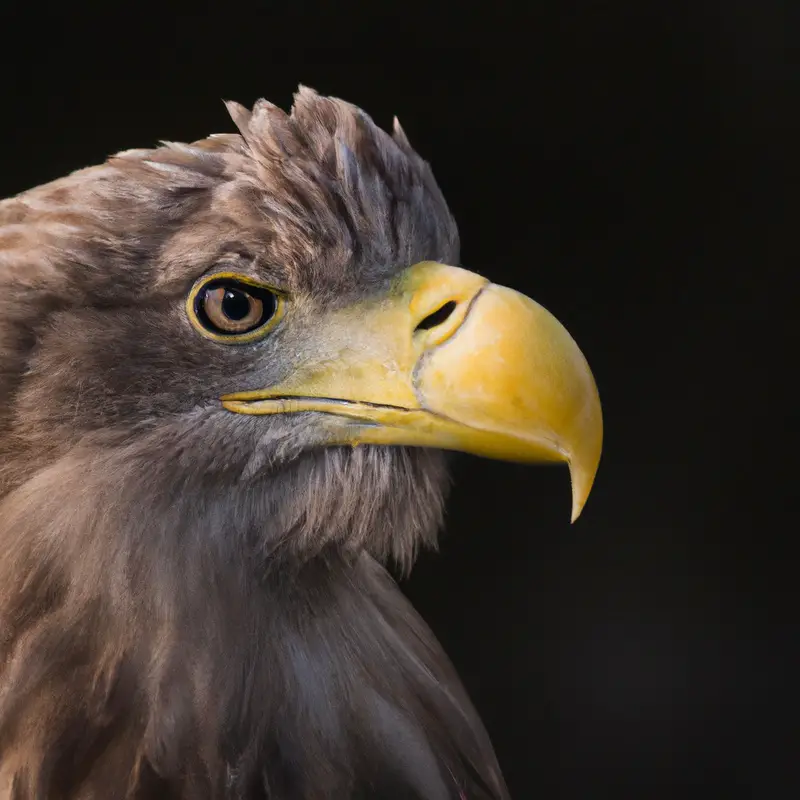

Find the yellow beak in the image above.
[{"left": 222, "top": 262, "right": 603, "bottom": 521}]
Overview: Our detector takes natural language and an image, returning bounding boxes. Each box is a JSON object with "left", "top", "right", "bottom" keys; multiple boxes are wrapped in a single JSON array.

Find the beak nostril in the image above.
[{"left": 415, "top": 301, "right": 457, "bottom": 332}]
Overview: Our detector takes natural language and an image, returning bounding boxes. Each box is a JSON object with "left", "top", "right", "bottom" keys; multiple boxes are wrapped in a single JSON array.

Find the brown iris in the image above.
[
  {"left": 202, "top": 286, "right": 265, "bottom": 333},
  {"left": 188, "top": 274, "right": 283, "bottom": 343}
]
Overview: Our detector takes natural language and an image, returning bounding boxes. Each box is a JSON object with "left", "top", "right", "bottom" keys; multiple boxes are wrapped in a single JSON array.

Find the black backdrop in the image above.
[{"left": 1, "top": 2, "right": 794, "bottom": 797}]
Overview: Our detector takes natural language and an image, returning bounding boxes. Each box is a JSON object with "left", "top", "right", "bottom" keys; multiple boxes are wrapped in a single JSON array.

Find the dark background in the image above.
[{"left": 1, "top": 2, "right": 794, "bottom": 797}]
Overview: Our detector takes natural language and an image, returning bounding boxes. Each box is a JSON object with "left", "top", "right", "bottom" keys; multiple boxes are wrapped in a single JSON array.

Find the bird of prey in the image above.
[{"left": 0, "top": 87, "right": 602, "bottom": 799}]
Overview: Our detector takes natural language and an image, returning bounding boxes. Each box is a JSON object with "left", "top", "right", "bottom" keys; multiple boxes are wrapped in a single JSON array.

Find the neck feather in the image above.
[{"left": 0, "top": 440, "right": 504, "bottom": 798}]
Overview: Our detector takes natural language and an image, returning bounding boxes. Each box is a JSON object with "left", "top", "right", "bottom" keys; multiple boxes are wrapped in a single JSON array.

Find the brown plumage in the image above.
[
  {"left": 0, "top": 88, "right": 507, "bottom": 798},
  {"left": 0, "top": 85, "right": 605, "bottom": 799}
]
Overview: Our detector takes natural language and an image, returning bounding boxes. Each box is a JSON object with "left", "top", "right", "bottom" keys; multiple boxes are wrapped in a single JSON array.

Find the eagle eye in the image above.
[{"left": 187, "top": 273, "right": 284, "bottom": 343}]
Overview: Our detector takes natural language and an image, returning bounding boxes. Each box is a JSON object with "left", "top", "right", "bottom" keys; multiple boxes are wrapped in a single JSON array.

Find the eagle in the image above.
[{"left": 0, "top": 87, "right": 602, "bottom": 799}]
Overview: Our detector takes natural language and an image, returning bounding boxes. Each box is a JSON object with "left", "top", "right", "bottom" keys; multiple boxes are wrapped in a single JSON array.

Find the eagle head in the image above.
[{"left": 0, "top": 88, "right": 601, "bottom": 798}]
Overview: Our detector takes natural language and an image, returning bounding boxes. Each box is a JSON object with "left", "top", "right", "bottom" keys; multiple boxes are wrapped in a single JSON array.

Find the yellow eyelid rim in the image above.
[{"left": 186, "top": 271, "right": 287, "bottom": 344}]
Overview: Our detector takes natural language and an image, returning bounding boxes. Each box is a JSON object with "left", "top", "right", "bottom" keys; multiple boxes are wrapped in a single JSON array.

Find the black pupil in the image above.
[{"left": 222, "top": 289, "right": 251, "bottom": 321}]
